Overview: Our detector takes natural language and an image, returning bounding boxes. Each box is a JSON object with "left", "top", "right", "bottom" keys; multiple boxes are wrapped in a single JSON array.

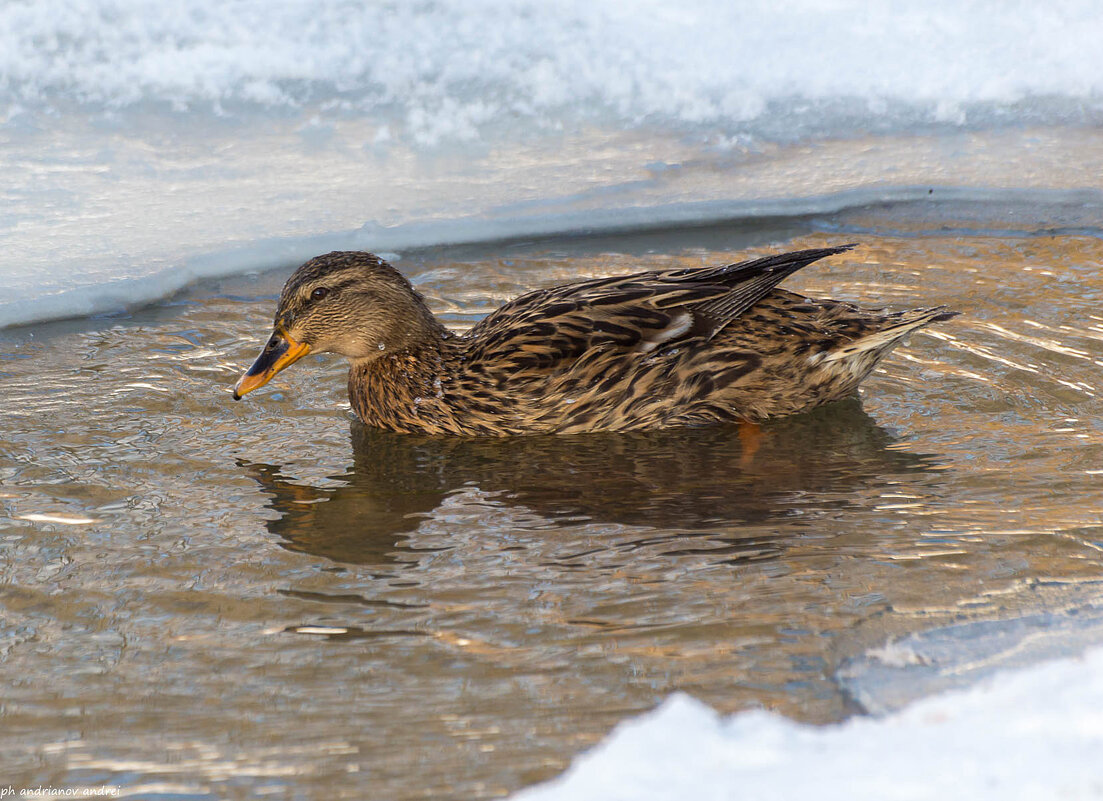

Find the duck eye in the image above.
[{"left": 310, "top": 287, "right": 329, "bottom": 301}]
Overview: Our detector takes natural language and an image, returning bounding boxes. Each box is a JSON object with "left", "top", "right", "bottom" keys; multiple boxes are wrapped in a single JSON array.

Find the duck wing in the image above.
[
  {"left": 465, "top": 245, "right": 855, "bottom": 368},
  {"left": 664, "top": 244, "right": 856, "bottom": 338}
]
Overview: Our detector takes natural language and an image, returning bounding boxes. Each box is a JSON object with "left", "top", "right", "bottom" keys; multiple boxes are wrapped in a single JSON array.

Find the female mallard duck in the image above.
[{"left": 233, "top": 245, "right": 957, "bottom": 436}]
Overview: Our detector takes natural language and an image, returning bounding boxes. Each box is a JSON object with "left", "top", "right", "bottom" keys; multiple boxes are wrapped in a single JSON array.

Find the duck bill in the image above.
[{"left": 233, "top": 329, "right": 311, "bottom": 400}]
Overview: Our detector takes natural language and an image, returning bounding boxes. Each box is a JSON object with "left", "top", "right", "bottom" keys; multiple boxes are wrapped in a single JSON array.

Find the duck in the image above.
[{"left": 232, "top": 244, "right": 957, "bottom": 436}]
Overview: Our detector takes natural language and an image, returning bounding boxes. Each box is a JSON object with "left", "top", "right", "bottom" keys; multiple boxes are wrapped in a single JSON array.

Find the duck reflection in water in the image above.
[{"left": 241, "top": 399, "right": 942, "bottom": 567}]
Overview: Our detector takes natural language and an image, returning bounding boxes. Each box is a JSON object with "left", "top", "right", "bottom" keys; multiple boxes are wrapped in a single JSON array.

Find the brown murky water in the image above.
[{"left": 2, "top": 203, "right": 1103, "bottom": 799}]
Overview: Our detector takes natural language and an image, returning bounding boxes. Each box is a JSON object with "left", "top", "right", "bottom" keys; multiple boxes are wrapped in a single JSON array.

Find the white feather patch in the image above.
[
  {"left": 816, "top": 323, "right": 921, "bottom": 365},
  {"left": 639, "top": 312, "right": 693, "bottom": 352}
]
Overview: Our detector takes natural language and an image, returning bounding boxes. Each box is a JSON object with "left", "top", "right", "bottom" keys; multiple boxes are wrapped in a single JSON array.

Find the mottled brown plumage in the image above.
[{"left": 233, "top": 245, "right": 958, "bottom": 435}]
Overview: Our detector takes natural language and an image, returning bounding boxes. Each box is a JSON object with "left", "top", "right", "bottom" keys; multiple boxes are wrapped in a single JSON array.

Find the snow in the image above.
[
  {"left": 517, "top": 645, "right": 1103, "bottom": 801},
  {"left": 2, "top": 1, "right": 1102, "bottom": 140}
]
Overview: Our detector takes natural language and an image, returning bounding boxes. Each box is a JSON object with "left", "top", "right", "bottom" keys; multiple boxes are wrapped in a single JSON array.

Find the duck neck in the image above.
[
  {"left": 347, "top": 330, "right": 456, "bottom": 433},
  {"left": 388, "top": 295, "right": 449, "bottom": 354}
]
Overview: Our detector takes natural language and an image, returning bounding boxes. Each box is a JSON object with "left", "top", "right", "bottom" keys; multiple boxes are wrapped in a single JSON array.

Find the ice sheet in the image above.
[{"left": 2, "top": 1, "right": 1102, "bottom": 325}]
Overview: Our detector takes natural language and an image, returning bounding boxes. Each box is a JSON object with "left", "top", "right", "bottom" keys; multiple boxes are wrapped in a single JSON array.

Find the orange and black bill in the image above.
[{"left": 232, "top": 328, "right": 311, "bottom": 400}]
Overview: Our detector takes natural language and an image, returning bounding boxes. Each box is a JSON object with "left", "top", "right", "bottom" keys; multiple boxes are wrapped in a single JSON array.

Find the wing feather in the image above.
[{"left": 465, "top": 245, "right": 856, "bottom": 369}]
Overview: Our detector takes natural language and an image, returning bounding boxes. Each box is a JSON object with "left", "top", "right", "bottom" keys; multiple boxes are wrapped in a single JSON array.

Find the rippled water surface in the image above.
[{"left": 3, "top": 204, "right": 1103, "bottom": 799}]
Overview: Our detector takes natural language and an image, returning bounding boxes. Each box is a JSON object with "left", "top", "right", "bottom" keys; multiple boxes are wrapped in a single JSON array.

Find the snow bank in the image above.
[{"left": 518, "top": 646, "right": 1103, "bottom": 801}]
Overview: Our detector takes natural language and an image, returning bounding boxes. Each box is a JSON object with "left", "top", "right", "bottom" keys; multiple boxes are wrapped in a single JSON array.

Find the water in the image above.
[
  {"left": 3, "top": 1, "right": 1103, "bottom": 797},
  {"left": 3, "top": 214, "right": 1103, "bottom": 797}
]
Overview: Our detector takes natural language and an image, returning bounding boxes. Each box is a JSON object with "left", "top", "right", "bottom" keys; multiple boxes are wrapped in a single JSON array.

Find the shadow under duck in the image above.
[{"left": 233, "top": 244, "right": 957, "bottom": 435}]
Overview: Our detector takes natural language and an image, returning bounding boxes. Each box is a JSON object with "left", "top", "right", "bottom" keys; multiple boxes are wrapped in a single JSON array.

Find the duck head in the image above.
[{"left": 233, "top": 251, "right": 442, "bottom": 399}]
